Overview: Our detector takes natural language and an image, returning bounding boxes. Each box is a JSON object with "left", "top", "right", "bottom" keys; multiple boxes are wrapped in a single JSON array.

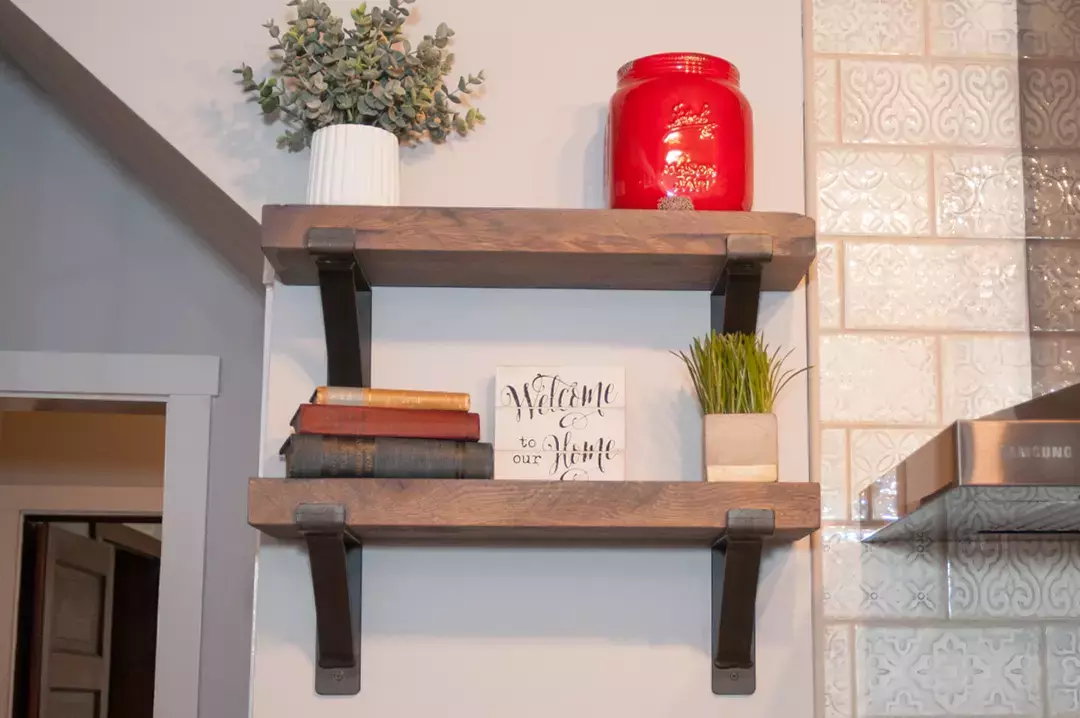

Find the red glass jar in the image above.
[{"left": 607, "top": 53, "right": 753, "bottom": 211}]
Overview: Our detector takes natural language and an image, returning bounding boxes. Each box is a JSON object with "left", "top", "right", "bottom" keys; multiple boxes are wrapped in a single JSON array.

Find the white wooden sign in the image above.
[{"left": 494, "top": 366, "right": 625, "bottom": 481}]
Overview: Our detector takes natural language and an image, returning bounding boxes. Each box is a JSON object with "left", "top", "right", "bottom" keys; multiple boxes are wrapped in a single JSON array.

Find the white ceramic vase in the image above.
[
  {"left": 703, "top": 413, "right": 778, "bottom": 482},
  {"left": 306, "top": 125, "right": 400, "bottom": 206}
]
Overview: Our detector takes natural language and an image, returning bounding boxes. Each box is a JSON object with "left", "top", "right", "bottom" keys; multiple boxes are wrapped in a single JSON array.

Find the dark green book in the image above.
[{"left": 281, "top": 434, "right": 493, "bottom": 479}]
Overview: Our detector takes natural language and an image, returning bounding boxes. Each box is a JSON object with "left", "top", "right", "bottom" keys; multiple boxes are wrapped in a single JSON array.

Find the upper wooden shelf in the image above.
[
  {"left": 262, "top": 206, "right": 816, "bottom": 291},
  {"left": 248, "top": 478, "right": 821, "bottom": 545}
]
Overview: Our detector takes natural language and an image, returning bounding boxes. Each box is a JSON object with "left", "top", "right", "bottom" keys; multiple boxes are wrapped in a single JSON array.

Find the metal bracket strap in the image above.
[
  {"left": 296, "top": 503, "right": 363, "bottom": 695},
  {"left": 308, "top": 228, "right": 372, "bottom": 388},
  {"left": 711, "top": 508, "right": 775, "bottom": 695},
  {"left": 711, "top": 234, "right": 772, "bottom": 336}
]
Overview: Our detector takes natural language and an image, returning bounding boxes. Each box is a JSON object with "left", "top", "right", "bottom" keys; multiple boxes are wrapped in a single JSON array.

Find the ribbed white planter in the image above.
[{"left": 306, "top": 125, "right": 400, "bottom": 206}]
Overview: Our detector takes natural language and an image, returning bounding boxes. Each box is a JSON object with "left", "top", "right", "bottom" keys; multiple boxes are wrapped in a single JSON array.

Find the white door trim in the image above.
[{"left": 0, "top": 351, "right": 219, "bottom": 718}]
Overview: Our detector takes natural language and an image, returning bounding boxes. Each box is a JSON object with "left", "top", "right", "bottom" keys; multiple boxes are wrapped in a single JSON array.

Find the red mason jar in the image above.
[{"left": 607, "top": 53, "right": 753, "bottom": 211}]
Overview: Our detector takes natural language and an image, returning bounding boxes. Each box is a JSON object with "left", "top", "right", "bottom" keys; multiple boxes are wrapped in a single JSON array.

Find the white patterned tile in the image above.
[
  {"left": 1026, "top": 153, "right": 1080, "bottom": 239},
  {"left": 823, "top": 526, "right": 947, "bottom": 618},
  {"left": 1019, "top": 0, "right": 1080, "bottom": 58},
  {"left": 815, "top": 60, "right": 840, "bottom": 142},
  {"left": 941, "top": 336, "right": 1032, "bottom": 422},
  {"left": 1032, "top": 335, "right": 1080, "bottom": 396},
  {"left": 818, "top": 149, "right": 931, "bottom": 235},
  {"left": 817, "top": 240, "right": 842, "bottom": 329},
  {"left": 842, "top": 61, "right": 1020, "bottom": 146},
  {"left": 1029, "top": 240, "right": 1080, "bottom": 332},
  {"left": 857, "top": 626, "right": 1042, "bottom": 716},
  {"left": 819, "top": 334, "right": 939, "bottom": 423},
  {"left": 844, "top": 241, "right": 1026, "bottom": 330},
  {"left": 813, "top": 0, "right": 925, "bottom": 54},
  {"left": 930, "top": 0, "right": 1019, "bottom": 56},
  {"left": 1021, "top": 64, "right": 1080, "bottom": 150},
  {"left": 949, "top": 540, "right": 1080, "bottom": 618},
  {"left": 821, "top": 428, "right": 848, "bottom": 520},
  {"left": 1048, "top": 626, "right": 1080, "bottom": 716},
  {"left": 850, "top": 428, "right": 938, "bottom": 520},
  {"left": 825, "top": 625, "right": 853, "bottom": 718},
  {"left": 936, "top": 152, "right": 1025, "bottom": 238}
]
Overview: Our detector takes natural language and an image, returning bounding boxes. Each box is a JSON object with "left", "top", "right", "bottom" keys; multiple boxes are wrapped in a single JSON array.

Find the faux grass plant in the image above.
[{"left": 674, "top": 332, "right": 807, "bottom": 415}]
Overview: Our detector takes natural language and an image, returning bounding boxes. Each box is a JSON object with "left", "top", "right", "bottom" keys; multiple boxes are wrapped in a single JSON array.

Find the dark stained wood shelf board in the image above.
[
  {"left": 249, "top": 478, "right": 821, "bottom": 545},
  {"left": 262, "top": 206, "right": 816, "bottom": 291}
]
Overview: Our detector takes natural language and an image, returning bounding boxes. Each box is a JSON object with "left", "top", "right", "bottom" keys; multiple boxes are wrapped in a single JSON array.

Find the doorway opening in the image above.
[
  {"left": 13, "top": 518, "right": 162, "bottom": 718},
  {"left": 1, "top": 397, "right": 165, "bottom": 718}
]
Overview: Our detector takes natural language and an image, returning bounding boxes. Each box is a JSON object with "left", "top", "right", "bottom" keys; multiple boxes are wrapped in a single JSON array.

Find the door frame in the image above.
[{"left": 0, "top": 350, "right": 219, "bottom": 718}]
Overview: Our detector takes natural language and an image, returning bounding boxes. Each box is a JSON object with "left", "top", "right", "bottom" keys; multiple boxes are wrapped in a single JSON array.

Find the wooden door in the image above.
[{"left": 28, "top": 524, "right": 116, "bottom": 718}]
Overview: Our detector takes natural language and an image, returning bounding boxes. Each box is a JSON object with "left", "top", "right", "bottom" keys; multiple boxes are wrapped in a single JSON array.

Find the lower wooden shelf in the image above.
[
  {"left": 247, "top": 477, "right": 820, "bottom": 697},
  {"left": 248, "top": 478, "right": 820, "bottom": 545}
]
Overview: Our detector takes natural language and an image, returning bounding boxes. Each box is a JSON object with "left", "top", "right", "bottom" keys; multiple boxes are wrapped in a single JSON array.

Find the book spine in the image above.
[
  {"left": 292, "top": 405, "right": 481, "bottom": 441},
  {"left": 313, "top": 386, "right": 471, "bottom": 412},
  {"left": 284, "top": 435, "right": 493, "bottom": 479}
]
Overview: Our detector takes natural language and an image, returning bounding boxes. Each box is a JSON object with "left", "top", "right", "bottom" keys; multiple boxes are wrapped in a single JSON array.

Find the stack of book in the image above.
[{"left": 280, "top": 386, "right": 493, "bottom": 479}]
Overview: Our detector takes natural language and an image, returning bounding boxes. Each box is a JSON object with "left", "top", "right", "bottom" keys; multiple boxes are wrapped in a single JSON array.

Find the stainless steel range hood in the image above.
[{"left": 860, "top": 382, "right": 1080, "bottom": 542}]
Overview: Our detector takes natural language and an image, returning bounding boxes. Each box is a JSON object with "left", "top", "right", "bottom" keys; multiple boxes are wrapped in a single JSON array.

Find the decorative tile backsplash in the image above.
[
  {"left": 844, "top": 240, "right": 1026, "bottom": 330},
  {"left": 935, "top": 152, "right": 1025, "bottom": 238},
  {"left": 1018, "top": 0, "right": 1080, "bottom": 58},
  {"left": 809, "top": 0, "right": 1080, "bottom": 715},
  {"left": 929, "top": 0, "right": 1019, "bottom": 56},
  {"left": 813, "top": 0, "right": 925, "bottom": 54},
  {"left": 822, "top": 526, "right": 947, "bottom": 619},
  {"left": 1025, "top": 152, "right": 1080, "bottom": 238},
  {"left": 818, "top": 149, "right": 932, "bottom": 235},
  {"left": 840, "top": 61, "right": 1020, "bottom": 146},
  {"left": 824, "top": 625, "right": 854, "bottom": 718},
  {"left": 856, "top": 626, "right": 1042, "bottom": 716},
  {"left": 1029, "top": 240, "right": 1080, "bottom": 331},
  {"left": 818, "top": 334, "right": 939, "bottom": 423},
  {"left": 1031, "top": 334, "right": 1080, "bottom": 395},
  {"left": 1047, "top": 627, "right": 1080, "bottom": 715},
  {"left": 1020, "top": 64, "right": 1080, "bottom": 149},
  {"left": 949, "top": 540, "right": 1080, "bottom": 618},
  {"left": 815, "top": 60, "right": 840, "bottom": 143},
  {"left": 940, "top": 335, "right": 1033, "bottom": 421}
]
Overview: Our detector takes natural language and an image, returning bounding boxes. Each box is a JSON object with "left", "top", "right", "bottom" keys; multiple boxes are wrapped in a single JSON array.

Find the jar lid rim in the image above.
[{"left": 617, "top": 53, "right": 739, "bottom": 83}]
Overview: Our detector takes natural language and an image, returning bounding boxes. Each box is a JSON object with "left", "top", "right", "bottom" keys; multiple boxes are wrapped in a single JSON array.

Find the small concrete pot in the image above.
[{"left": 703, "top": 413, "right": 778, "bottom": 482}]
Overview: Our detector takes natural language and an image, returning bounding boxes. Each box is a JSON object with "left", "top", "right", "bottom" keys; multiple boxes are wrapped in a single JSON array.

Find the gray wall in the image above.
[{"left": 0, "top": 58, "right": 264, "bottom": 718}]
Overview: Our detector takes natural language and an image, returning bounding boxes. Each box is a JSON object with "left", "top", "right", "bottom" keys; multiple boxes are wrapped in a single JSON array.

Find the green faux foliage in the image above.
[
  {"left": 234, "top": 0, "right": 485, "bottom": 151},
  {"left": 674, "top": 332, "right": 808, "bottom": 415}
]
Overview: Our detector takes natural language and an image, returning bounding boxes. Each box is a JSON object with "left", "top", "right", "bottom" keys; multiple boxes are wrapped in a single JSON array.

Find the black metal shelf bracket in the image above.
[
  {"left": 711, "top": 234, "right": 773, "bottom": 336},
  {"left": 711, "top": 508, "right": 775, "bottom": 695},
  {"left": 308, "top": 228, "right": 372, "bottom": 388},
  {"left": 296, "top": 503, "right": 363, "bottom": 695}
]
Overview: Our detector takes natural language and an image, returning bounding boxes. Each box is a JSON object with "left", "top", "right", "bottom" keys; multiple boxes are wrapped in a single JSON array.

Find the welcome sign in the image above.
[{"left": 494, "top": 366, "right": 625, "bottom": 481}]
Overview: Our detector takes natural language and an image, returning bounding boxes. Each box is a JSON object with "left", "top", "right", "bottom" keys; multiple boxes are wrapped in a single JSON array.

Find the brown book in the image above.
[
  {"left": 281, "top": 434, "right": 493, "bottom": 479},
  {"left": 291, "top": 404, "right": 480, "bottom": 441},
  {"left": 311, "top": 386, "right": 471, "bottom": 412}
]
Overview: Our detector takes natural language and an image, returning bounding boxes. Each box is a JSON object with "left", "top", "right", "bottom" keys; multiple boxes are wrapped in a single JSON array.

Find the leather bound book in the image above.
[
  {"left": 291, "top": 404, "right": 481, "bottom": 441},
  {"left": 311, "top": 386, "right": 471, "bottom": 412},
  {"left": 281, "top": 434, "right": 494, "bottom": 479}
]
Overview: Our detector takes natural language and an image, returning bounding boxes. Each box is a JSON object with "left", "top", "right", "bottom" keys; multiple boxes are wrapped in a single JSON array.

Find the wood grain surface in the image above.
[
  {"left": 248, "top": 478, "right": 821, "bottom": 545},
  {"left": 262, "top": 206, "right": 816, "bottom": 291},
  {"left": 0, "top": 0, "right": 264, "bottom": 293}
]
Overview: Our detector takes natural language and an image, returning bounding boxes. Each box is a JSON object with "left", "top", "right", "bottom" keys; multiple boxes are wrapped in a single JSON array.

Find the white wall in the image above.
[
  {"left": 0, "top": 60, "right": 264, "bottom": 718},
  {"left": 7, "top": 0, "right": 809, "bottom": 713}
]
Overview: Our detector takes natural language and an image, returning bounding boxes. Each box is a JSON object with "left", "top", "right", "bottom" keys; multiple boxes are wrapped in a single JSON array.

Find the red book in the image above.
[{"left": 290, "top": 404, "right": 481, "bottom": 442}]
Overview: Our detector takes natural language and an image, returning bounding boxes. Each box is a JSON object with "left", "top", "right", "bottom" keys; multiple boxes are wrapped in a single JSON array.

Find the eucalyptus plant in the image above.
[
  {"left": 674, "top": 332, "right": 808, "bottom": 415},
  {"left": 235, "top": 0, "right": 485, "bottom": 151}
]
